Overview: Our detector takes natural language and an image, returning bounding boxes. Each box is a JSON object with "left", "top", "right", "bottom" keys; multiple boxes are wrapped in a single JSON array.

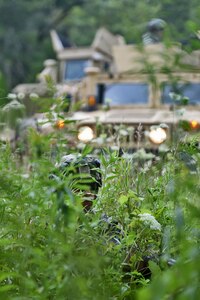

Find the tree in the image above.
[
  {"left": 0, "top": 0, "right": 85, "bottom": 88},
  {"left": 0, "top": 0, "right": 199, "bottom": 89}
]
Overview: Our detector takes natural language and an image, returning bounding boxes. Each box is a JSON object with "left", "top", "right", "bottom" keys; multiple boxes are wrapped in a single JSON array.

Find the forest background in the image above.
[{"left": 0, "top": 0, "right": 200, "bottom": 90}]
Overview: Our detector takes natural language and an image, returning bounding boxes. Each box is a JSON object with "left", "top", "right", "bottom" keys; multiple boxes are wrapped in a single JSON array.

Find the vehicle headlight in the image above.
[
  {"left": 190, "top": 120, "right": 200, "bottom": 130},
  {"left": 78, "top": 126, "right": 94, "bottom": 142},
  {"left": 149, "top": 127, "right": 167, "bottom": 145},
  {"left": 55, "top": 120, "right": 65, "bottom": 129}
]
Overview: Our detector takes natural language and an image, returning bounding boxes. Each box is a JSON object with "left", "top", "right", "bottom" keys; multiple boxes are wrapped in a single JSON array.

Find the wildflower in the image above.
[
  {"left": 159, "top": 123, "right": 169, "bottom": 129},
  {"left": 7, "top": 93, "right": 17, "bottom": 100},
  {"left": 21, "top": 173, "right": 30, "bottom": 179},
  {"left": 139, "top": 213, "right": 161, "bottom": 231},
  {"left": 169, "top": 92, "right": 181, "bottom": 101},
  {"left": 132, "top": 149, "right": 155, "bottom": 160},
  {"left": 102, "top": 98, "right": 112, "bottom": 111},
  {"left": 17, "top": 92, "right": 25, "bottom": 100},
  {"left": 2, "top": 99, "right": 25, "bottom": 111},
  {"left": 119, "top": 129, "right": 129, "bottom": 136},
  {"left": 29, "top": 93, "right": 39, "bottom": 99},
  {"left": 105, "top": 98, "right": 112, "bottom": 104},
  {"left": 175, "top": 108, "right": 186, "bottom": 117}
]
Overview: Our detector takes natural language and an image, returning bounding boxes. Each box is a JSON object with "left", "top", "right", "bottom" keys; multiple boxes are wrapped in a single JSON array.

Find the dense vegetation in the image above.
[
  {"left": 0, "top": 1, "right": 200, "bottom": 298},
  {"left": 0, "top": 92, "right": 200, "bottom": 299},
  {"left": 0, "top": 0, "right": 200, "bottom": 88}
]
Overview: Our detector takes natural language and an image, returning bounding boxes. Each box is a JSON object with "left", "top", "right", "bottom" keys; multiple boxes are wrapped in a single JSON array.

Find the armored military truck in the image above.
[
  {"left": 13, "top": 28, "right": 200, "bottom": 151},
  {"left": 66, "top": 42, "right": 200, "bottom": 151}
]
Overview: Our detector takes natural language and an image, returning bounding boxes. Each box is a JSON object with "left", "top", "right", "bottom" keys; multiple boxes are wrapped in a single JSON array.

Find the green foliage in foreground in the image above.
[{"left": 0, "top": 131, "right": 200, "bottom": 299}]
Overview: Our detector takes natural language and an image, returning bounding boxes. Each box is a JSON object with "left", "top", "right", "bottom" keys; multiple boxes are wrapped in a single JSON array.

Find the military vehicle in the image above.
[
  {"left": 12, "top": 28, "right": 200, "bottom": 151},
  {"left": 57, "top": 40, "right": 199, "bottom": 151}
]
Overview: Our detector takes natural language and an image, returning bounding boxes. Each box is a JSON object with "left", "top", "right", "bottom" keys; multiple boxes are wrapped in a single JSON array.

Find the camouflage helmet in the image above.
[
  {"left": 54, "top": 154, "right": 102, "bottom": 194},
  {"left": 147, "top": 18, "right": 166, "bottom": 32}
]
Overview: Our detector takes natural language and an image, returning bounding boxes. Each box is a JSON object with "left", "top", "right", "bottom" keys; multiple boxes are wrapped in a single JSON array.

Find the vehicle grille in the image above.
[{"left": 94, "top": 123, "right": 155, "bottom": 149}]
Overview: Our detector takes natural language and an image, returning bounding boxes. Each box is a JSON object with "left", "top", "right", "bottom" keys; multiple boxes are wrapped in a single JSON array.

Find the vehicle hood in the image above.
[{"left": 71, "top": 108, "right": 200, "bottom": 125}]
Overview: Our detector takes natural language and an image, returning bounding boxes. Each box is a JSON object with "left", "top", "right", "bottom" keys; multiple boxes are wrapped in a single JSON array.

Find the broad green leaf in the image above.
[{"left": 118, "top": 195, "right": 128, "bottom": 205}]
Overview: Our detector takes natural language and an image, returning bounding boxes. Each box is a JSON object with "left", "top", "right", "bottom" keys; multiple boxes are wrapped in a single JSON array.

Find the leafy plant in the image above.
[{"left": 0, "top": 86, "right": 200, "bottom": 299}]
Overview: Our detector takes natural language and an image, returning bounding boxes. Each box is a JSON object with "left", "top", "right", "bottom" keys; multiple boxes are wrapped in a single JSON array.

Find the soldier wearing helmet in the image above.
[{"left": 142, "top": 18, "right": 166, "bottom": 45}]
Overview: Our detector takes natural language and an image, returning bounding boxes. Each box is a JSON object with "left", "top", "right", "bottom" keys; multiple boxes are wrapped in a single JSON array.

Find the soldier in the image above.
[
  {"left": 142, "top": 18, "right": 166, "bottom": 45},
  {"left": 50, "top": 154, "right": 102, "bottom": 212}
]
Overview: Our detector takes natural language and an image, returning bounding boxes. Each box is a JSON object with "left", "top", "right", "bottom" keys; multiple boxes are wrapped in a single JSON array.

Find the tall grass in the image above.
[{"left": 0, "top": 96, "right": 200, "bottom": 299}]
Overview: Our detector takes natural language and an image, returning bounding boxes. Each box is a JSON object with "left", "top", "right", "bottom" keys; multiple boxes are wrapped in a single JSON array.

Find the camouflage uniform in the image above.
[{"left": 142, "top": 18, "right": 166, "bottom": 45}]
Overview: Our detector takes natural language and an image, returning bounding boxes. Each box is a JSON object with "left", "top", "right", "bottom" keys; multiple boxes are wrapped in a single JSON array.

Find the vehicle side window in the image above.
[
  {"left": 161, "top": 82, "right": 200, "bottom": 105},
  {"left": 64, "top": 59, "right": 89, "bottom": 81},
  {"left": 97, "top": 83, "right": 149, "bottom": 105}
]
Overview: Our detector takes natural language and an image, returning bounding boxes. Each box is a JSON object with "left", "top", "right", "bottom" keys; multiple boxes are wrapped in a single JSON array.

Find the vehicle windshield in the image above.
[
  {"left": 64, "top": 59, "right": 90, "bottom": 81},
  {"left": 98, "top": 83, "right": 149, "bottom": 105},
  {"left": 162, "top": 83, "right": 200, "bottom": 105}
]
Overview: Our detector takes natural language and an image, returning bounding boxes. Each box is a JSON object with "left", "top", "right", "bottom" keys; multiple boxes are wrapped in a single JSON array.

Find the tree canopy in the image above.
[{"left": 0, "top": 0, "right": 199, "bottom": 88}]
